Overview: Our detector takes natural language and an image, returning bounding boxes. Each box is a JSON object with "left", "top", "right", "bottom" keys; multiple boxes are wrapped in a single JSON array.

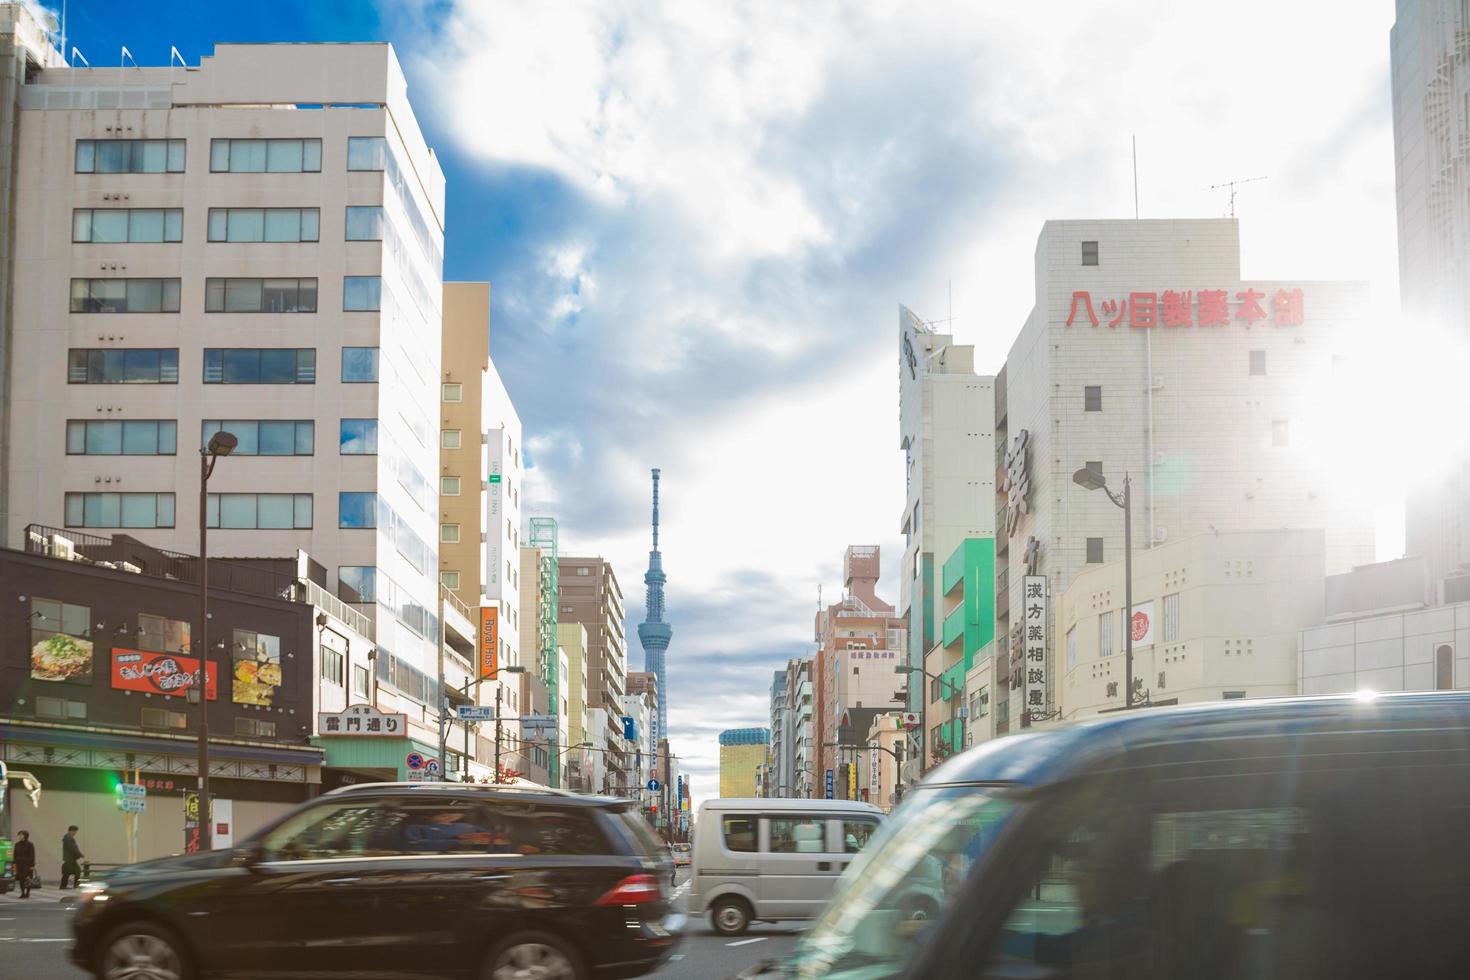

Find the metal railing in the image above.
[
  {"left": 441, "top": 584, "right": 475, "bottom": 623},
  {"left": 300, "top": 577, "right": 375, "bottom": 641}
]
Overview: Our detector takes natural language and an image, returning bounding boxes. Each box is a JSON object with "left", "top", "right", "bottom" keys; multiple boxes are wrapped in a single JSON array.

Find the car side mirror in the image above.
[{"left": 229, "top": 844, "right": 262, "bottom": 869}]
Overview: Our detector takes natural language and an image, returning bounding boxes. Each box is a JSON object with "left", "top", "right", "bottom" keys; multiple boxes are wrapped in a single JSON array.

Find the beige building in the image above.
[
  {"left": 1058, "top": 529, "right": 1326, "bottom": 717},
  {"left": 0, "top": 31, "right": 449, "bottom": 714},
  {"left": 559, "top": 556, "right": 630, "bottom": 783}
]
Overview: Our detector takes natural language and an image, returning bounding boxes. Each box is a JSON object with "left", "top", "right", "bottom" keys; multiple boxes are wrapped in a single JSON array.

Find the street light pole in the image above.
[
  {"left": 196, "top": 431, "right": 236, "bottom": 853},
  {"left": 1073, "top": 467, "right": 1135, "bottom": 710},
  {"left": 490, "top": 665, "right": 526, "bottom": 783}
]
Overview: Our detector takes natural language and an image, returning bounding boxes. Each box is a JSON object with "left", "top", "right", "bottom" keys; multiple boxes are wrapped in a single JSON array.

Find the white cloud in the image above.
[{"left": 397, "top": 0, "right": 1401, "bottom": 809}]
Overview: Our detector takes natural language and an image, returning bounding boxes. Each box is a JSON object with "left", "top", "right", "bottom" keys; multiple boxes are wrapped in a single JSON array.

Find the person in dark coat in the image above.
[
  {"left": 60, "top": 825, "right": 83, "bottom": 889},
  {"left": 13, "top": 831, "right": 36, "bottom": 898}
]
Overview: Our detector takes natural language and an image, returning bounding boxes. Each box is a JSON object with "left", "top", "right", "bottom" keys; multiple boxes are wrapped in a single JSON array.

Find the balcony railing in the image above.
[
  {"left": 300, "top": 577, "right": 375, "bottom": 642},
  {"left": 441, "top": 584, "right": 475, "bottom": 623}
]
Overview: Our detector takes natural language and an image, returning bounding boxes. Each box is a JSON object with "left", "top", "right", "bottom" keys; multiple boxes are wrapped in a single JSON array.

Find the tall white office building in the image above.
[
  {"left": 0, "top": 20, "right": 448, "bottom": 712},
  {"left": 1393, "top": 0, "right": 1470, "bottom": 580}
]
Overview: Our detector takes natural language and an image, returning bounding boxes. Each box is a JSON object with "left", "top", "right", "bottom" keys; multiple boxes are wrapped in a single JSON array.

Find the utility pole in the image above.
[{"left": 494, "top": 683, "right": 504, "bottom": 783}]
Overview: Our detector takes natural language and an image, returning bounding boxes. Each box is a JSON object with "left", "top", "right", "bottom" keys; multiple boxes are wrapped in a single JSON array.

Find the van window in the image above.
[
  {"left": 769, "top": 816, "right": 827, "bottom": 853},
  {"left": 842, "top": 819, "right": 880, "bottom": 853},
  {"left": 722, "top": 815, "right": 757, "bottom": 853}
]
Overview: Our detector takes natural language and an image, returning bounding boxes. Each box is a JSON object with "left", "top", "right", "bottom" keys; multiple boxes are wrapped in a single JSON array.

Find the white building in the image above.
[
  {"left": 1393, "top": 1, "right": 1470, "bottom": 582},
  {"left": 0, "top": 34, "right": 448, "bottom": 727},
  {"left": 897, "top": 307, "right": 995, "bottom": 775},
  {"left": 999, "top": 219, "right": 1376, "bottom": 720},
  {"left": 1059, "top": 529, "right": 1326, "bottom": 717},
  {"left": 1299, "top": 556, "right": 1470, "bottom": 695}
]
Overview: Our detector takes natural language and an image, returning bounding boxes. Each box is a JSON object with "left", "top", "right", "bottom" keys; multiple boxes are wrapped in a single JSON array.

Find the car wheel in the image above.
[
  {"left": 96, "top": 921, "right": 194, "bottom": 980},
  {"left": 711, "top": 896, "right": 751, "bottom": 936},
  {"left": 482, "top": 930, "right": 586, "bottom": 980}
]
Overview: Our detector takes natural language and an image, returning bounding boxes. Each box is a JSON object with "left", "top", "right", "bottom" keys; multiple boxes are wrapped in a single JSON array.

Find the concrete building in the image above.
[
  {"left": 924, "top": 537, "right": 996, "bottom": 760},
  {"left": 861, "top": 712, "right": 906, "bottom": 812},
  {"left": 1059, "top": 529, "right": 1327, "bottom": 717},
  {"left": 1393, "top": 2, "right": 1470, "bottom": 583},
  {"left": 559, "top": 556, "right": 630, "bottom": 790},
  {"left": 0, "top": 23, "right": 453, "bottom": 762},
  {"left": 768, "top": 667, "right": 790, "bottom": 797},
  {"left": 814, "top": 546, "right": 905, "bottom": 784},
  {"left": 557, "top": 622, "right": 591, "bottom": 786},
  {"left": 786, "top": 659, "right": 816, "bottom": 797},
  {"left": 438, "top": 280, "right": 524, "bottom": 735},
  {"left": 897, "top": 308, "right": 996, "bottom": 778},
  {"left": 718, "top": 727, "right": 769, "bottom": 798},
  {"left": 999, "top": 220, "right": 1376, "bottom": 721},
  {"left": 1299, "top": 556, "right": 1470, "bottom": 695}
]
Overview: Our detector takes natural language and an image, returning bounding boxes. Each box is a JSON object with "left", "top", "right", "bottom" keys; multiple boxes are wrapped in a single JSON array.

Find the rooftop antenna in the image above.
[
  {"left": 1208, "top": 175, "right": 1268, "bottom": 219},
  {"left": 170, "top": 46, "right": 186, "bottom": 68},
  {"left": 120, "top": 45, "right": 136, "bottom": 69},
  {"left": 70, "top": 47, "right": 88, "bottom": 68},
  {"left": 1132, "top": 134, "right": 1140, "bottom": 219}
]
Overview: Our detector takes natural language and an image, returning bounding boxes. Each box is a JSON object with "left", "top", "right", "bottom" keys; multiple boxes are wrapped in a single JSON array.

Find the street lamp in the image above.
[
  {"left": 1072, "top": 466, "right": 1136, "bottom": 710},
  {"left": 196, "top": 429, "right": 236, "bottom": 852},
  {"left": 895, "top": 664, "right": 958, "bottom": 775}
]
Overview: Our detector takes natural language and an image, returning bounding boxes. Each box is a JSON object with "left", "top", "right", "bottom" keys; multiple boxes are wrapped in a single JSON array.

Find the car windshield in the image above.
[{"left": 784, "top": 785, "right": 1018, "bottom": 979}]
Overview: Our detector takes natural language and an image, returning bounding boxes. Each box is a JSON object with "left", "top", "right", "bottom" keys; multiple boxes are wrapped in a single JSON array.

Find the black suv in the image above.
[{"left": 71, "top": 783, "right": 683, "bottom": 980}]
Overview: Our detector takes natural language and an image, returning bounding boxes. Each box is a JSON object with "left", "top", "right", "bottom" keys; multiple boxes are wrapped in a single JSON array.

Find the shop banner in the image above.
[
  {"left": 112, "top": 649, "right": 218, "bottom": 700},
  {"left": 479, "top": 606, "right": 499, "bottom": 678},
  {"left": 1023, "top": 576, "right": 1048, "bottom": 719},
  {"left": 1130, "top": 601, "right": 1156, "bottom": 648},
  {"left": 870, "top": 742, "right": 881, "bottom": 802}
]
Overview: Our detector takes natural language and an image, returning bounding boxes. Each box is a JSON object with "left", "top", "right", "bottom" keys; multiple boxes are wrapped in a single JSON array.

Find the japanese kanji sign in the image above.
[
  {"left": 1002, "top": 429, "right": 1032, "bottom": 538},
  {"left": 1022, "top": 576, "right": 1048, "bottom": 720},
  {"left": 1065, "top": 288, "right": 1304, "bottom": 330},
  {"left": 318, "top": 703, "right": 407, "bottom": 738}
]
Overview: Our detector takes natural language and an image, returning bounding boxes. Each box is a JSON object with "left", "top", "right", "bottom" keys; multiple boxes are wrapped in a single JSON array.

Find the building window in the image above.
[
  {"left": 73, "top": 208, "right": 183, "bottom": 243},
  {"left": 1099, "top": 611, "right": 1114, "bottom": 658},
  {"left": 342, "top": 276, "right": 382, "bottom": 311},
  {"left": 235, "top": 717, "right": 277, "bottom": 737},
  {"left": 442, "top": 383, "right": 463, "bottom": 402},
  {"left": 71, "top": 278, "right": 181, "bottom": 313},
  {"left": 201, "top": 420, "right": 313, "bottom": 456},
  {"left": 338, "top": 492, "right": 377, "bottom": 529},
  {"left": 137, "top": 613, "right": 190, "bottom": 655},
  {"left": 346, "top": 136, "right": 388, "bottom": 171},
  {"left": 36, "top": 696, "right": 86, "bottom": 720},
  {"left": 142, "top": 708, "right": 189, "bottom": 730},
  {"left": 68, "top": 348, "right": 178, "bottom": 384},
  {"left": 1163, "top": 592, "right": 1180, "bottom": 642},
  {"left": 441, "top": 476, "right": 461, "bottom": 496},
  {"left": 65, "top": 492, "right": 175, "bottom": 529},
  {"left": 441, "top": 524, "right": 461, "bottom": 544},
  {"left": 339, "top": 419, "right": 379, "bottom": 455},
  {"left": 207, "top": 208, "right": 320, "bottom": 243},
  {"left": 1081, "top": 240, "right": 1099, "bottom": 266},
  {"left": 1066, "top": 625, "right": 1078, "bottom": 671},
  {"left": 441, "top": 571, "right": 460, "bottom": 590},
  {"left": 1272, "top": 420, "right": 1290, "bottom": 447},
  {"left": 321, "top": 645, "right": 345, "bottom": 687},
  {"left": 1249, "top": 349, "right": 1267, "bottom": 376},
  {"left": 1084, "top": 385, "right": 1102, "bottom": 412},
  {"left": 1086, "top": 537, "right": 1104, "bottom": 563},
  {"left": 1222, "top": 691, "right": 1247, "bottom": 700},
  {"left": 205, "top": 278, "right": 318, "bottom": 313},
  {"left": 344, "top": 205, "right": 385, "bottom": 240},
  {"left": 203, "top": 348, "right": 316, "bottom": 384},
  {"left": 352, "top": 664, "right": 370, "bottom": 698},
  {"left": 76, "top": 139, "right": 184, "bottom": 174},
  {"left": 338, "top": 566, "right": 376, "bottom": 604},
  {"left": 66, "top": 420, "right": 177, "bottom": 456},
  {"left": 577, "top": 567, "right": 591, "bottom": 577},
  {"left": 441, "top": 430, "right": 462, "bottom": 450},
  {"left": 209, "top": 138, "right": 322, "bottom": 173},
  {"left": 1436, "top": 644, "right": 1455, "bottom": 690},
  {"left": 207, "top": 493, "right": 313, "bottom": 529},
  {"left": 341, "top": 346, "right": 379, "bottom": 382}
]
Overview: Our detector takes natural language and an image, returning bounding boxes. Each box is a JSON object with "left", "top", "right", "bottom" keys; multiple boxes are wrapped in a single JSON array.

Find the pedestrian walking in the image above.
[
  {"left": 59, "top": 825, "right": 83, "bottom": 889},
  {"left": 13, "top": 831, "right": 35, "bottom": 899}
]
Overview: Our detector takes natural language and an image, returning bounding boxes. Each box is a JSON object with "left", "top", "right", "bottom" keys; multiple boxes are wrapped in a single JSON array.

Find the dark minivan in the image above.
[
  {"left": 750, "top": 692, "right": 1470, "bottom": 980},
  {"left": 72, "top": 783, "right": 683, "bottom": 980}
]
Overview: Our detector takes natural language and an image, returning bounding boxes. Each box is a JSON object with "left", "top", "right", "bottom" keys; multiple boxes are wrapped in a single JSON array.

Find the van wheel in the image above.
[
  {"left": 481, "top": 930, "right": 585, "bottom": 980},
  {"left": 711, "top": 896, "right": 751, "bottom": 936}
]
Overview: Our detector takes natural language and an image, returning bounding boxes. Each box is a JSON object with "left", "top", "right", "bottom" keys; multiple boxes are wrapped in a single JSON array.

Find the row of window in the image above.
[
  {"left": 72, "top": 205, "right": 394, "bottom": 245},
  {"left": 1065, "top": 592, "right": 1183, "bottom": 669},
  {"left": 60, "top": 490, "right": 429, "bottom": 531},
  {"left": 66, "top": 347, "right": 378, "bottom": 384},
  {"left": 1081, "top": 352, "right": 1272, "bottom": 413},
  {"left": 69, "top": 276, "right": 383, "bottom": 314},
  {"left": 62, "top": 419, "right": 422, "bottom": 458},
  {"left": 73, "top": 136, "right": 397, "bottom": 175}
]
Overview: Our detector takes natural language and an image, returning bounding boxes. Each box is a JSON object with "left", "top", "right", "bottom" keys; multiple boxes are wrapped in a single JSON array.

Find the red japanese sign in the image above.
[
  {"left": 1065, "top": 288, "right": 1303, "bottom": 329},
  {"left": 111, "top": 649, "right": 218, "bottom": 700}
]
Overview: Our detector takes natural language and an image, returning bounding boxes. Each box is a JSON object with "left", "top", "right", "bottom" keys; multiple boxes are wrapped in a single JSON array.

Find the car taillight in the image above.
[{"left": 595, "top": 873, "right": 663, "bottom": 906}]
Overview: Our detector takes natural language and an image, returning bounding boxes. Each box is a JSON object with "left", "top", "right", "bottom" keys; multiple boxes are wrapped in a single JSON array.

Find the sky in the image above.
[{"left": 60, "top": 0, "right": 1406, "bottom": 806}]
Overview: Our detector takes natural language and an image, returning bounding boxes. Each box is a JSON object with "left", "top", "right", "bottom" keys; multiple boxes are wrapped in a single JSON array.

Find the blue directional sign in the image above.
[
  {"left": 824, "top": 769, "right": 834, "bottom": 799},
  {"left": 647, "top": 778, "right": 661, "bottom": 792},
  {"left": 621, "top": 715, "right": 637, "bottom": 740}
]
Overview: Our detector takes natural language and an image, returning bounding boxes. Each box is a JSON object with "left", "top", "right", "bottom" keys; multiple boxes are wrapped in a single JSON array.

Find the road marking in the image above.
[
  {"left": 0, "top": 937, "right": 70, "bottom": 943},
  {"left": 726, "top": 937, "right": 767, "bottom": 947},
  {"left": 669, "top": 953, "right": 686, "bottom": 960}
]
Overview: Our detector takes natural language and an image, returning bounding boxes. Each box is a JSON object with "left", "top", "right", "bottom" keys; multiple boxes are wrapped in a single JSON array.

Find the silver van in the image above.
[{"left": 690, "top": 798, "right": 884, "bottom": 935}]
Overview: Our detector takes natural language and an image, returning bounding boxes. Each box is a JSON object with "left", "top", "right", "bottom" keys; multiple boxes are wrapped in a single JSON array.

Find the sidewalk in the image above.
[{"left": 0, "top": 890, "right": 74, "bottom": 906}]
